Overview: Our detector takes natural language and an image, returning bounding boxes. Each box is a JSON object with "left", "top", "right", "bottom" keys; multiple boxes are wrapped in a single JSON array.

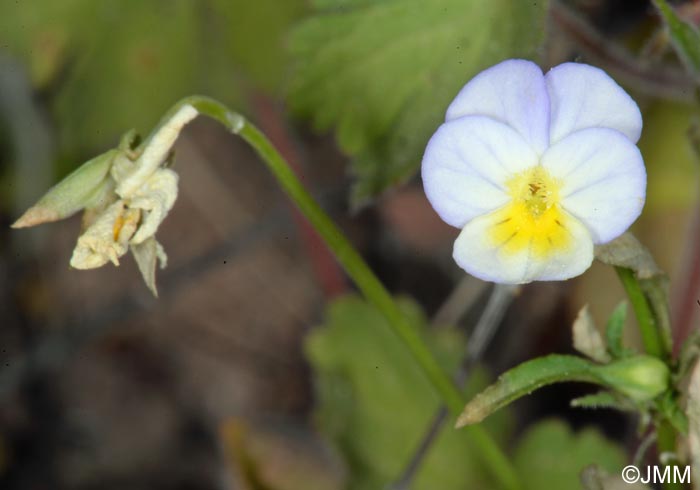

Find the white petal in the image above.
[
  {"left": 541, "top": 128, "right": 646, "bottom": 244},
  {"left": 453, "top": 207, "right": 594, "bottom": 284},
  {"left": 421, "top": 116, "right": 539, "bottom": 228},
  {"left": 117, "top": 104, "right": 197, "bottom": 198},
  {"left": 545, "top": 62, "right": 642, "bottom": 144},
  {"left": 446, "top": 59, "right": 550, "bottom": 155}
]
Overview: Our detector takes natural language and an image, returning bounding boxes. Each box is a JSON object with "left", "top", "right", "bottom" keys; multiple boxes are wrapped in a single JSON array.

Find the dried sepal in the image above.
[
  {"left": 573, "top": 305, "right": 611, "bottom": 363},
  {"left": 131, "top": 237, "right": 167, "bottom": 297}
]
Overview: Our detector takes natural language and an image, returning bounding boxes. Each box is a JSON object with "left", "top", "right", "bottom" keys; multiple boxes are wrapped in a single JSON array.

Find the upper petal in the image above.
[
  {"left": 445, "top": 59, "right": 550, "bottom": 155},
  {"left": 452, "top": 206, "right": 594, "bottom": 284},
  {"left": 541, "top": 127, "right": 646, "bottom": 244},
  {"left": 545, "top": 62, "right": 642, "bottom": 144},
  {"left": 421, "top": 115, "right": 539, "bottom": 228}
]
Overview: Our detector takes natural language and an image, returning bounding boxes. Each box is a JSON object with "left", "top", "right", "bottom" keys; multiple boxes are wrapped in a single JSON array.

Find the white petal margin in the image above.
[
  {"left": 545, "top": 63, "right": 642, "bottom": 144},
  {"left": 421, "top": 115, "right": 539, "bottom": 228},
  {"left": 445, "top": 59, "right": 550, "bottom": 155},
  {"left": 453, "top": 209, "right": 594, "bottom": 284},
  {"left": 542, "top": 127, "right": 646, "bottom": 244}
]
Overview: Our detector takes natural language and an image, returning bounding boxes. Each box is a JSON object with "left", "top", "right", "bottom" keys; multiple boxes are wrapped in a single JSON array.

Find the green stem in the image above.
[
  {"left": 615, "top": 267, "right": 680, "bottom": 487},
  {"left": 150, "top": 96, "right": 520, "bottom": 490},
  {"left": 657, "top": 422, "right": 682, "bottom": 490},
  {"left": 616, "top": 267, "right": 665, "bottom": 358}
]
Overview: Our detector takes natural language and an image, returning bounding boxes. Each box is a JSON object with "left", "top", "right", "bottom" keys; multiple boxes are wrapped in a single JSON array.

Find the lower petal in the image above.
[{"left": 453, "top": 204, "right": 594, "bottom": 284}]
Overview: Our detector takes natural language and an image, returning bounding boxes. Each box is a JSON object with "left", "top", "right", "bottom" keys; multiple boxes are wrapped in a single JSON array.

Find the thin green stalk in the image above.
[
  {"left": 616, "top": 267, "right": 665, "bottom": 358},
  {"left": 615, "top": 267, "right": 678, "bottom": 488},
  {"left": 153, "top": 96, "right": 520, "bottom": 490},
  {"left": 657, "top": 422, "right": 682, "bottom": 490}
]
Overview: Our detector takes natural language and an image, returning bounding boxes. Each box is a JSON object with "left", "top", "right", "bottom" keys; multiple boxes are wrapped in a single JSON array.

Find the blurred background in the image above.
[{"left": 0, "top": 0, "right": 698, "bottom": 489}]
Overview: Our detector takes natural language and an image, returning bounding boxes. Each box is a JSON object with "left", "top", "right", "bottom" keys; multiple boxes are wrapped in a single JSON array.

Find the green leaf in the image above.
[
  {"left": 514, "top": 420, "right": 626, "bottom": 490},
  {"left": 210, "top": 0, "right": 306, "bottom": 94},
  {"left": 456, "top": 355, "right": 599, "bottom": 427},
  {"left": 306, "top": 295, "right": 511, "bottom": 490},
  {"left": 605, "top": 302, "right": 629, "bottom": 359},
  {"left": 289, "top": 0, "right": 549, "bottom": 208},
  {"left": 653, "top": 0, "right": 700, "bottom": 78},
  {"left": 457, "top": 355, "right": 670, "bottom": 427}
]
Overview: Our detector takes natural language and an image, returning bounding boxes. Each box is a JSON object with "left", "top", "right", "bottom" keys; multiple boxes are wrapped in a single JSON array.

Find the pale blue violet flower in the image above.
[{"left": 422, "top": 59, "right": 646, "bottom": 284}]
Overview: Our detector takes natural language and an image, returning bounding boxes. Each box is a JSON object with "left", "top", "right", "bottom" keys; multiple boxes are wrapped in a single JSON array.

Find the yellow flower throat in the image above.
[{"left": 489, "top": 166, "right": 571, "bottom": 257}]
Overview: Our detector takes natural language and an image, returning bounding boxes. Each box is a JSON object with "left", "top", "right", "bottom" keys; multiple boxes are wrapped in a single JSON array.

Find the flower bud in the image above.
[{"left": 594, "top": 355, "right": 670, "bottom": 402}]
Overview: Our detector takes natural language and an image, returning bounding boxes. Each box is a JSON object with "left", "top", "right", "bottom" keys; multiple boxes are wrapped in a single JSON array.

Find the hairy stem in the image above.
[{"left": 153, "top": 96, "right": 521, "bottom": 490}]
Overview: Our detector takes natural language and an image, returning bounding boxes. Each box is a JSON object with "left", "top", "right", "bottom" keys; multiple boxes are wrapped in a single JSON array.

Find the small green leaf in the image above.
[
  {"left": 605, "top": 302, "right": 629, "bottom": 359},
  {"left": 653, "top": 0, "right": 700, "bottom": 78},
  {"left": 289, "top": 0, "right": 550, "bottom": 207},
  {"left": 513, "top": 420, "right": 626, "bottom": 490},
  {"left": 12, "top": 149, "right": 117, "bottom": 228},
  {"left": 573, "top": 305, "right": 611, "bottom": 363},
  {"left": 571, "top": 391, "right": 635, "bottom": 412},
  {"left": 456, "top": 355, "right": 671, "bottom": 427}
]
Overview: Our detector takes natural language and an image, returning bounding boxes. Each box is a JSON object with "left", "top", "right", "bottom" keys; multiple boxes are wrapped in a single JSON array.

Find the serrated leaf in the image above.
[
  {"left": 573, "top": 305, "right": 611, "bottom": 363},
  {"left": 605, "top": 302, "right": 629, "bottom": 359},
  {"left": 306, "top": 295, "right": 511, "bottom": 490},
  {"left": 513, "top": 420, "right": 626, "bottom": 490},
  {"left": 208, "top": 0, "right": 306, "bottom": 93},
  {"left": 289, "top": 0, "right": 549, "bottom": 207},
  {"left": 653, "top": 0, "right": 700, "bottom": 78}
]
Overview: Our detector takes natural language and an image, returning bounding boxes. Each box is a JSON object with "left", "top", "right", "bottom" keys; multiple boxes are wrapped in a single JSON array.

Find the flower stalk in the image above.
[
  {"left": 616, "top": 266, "right": 667, "bottom": 359},
  {"left": 148, "top": 96, "right": 521, "bottom": 490}
]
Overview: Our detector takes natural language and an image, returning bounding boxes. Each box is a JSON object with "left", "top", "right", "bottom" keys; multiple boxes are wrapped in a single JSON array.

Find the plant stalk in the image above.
[{"left": 153, "top": 96, "right": 521, "bottom": 490}]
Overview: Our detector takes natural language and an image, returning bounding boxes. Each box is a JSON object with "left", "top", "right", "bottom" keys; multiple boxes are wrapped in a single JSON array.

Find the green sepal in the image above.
[
  {"left": 605, "top": 302, "right": 632, "bottom": 359},
  {"left": 657, "top": 390, "right": 689, "bottom": 436},
  {"left": 12, "top": 149, "right": 118, "bottom": 228},
  {"left": 571, "top": 391, "right": 636, "bottom": 412}
]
